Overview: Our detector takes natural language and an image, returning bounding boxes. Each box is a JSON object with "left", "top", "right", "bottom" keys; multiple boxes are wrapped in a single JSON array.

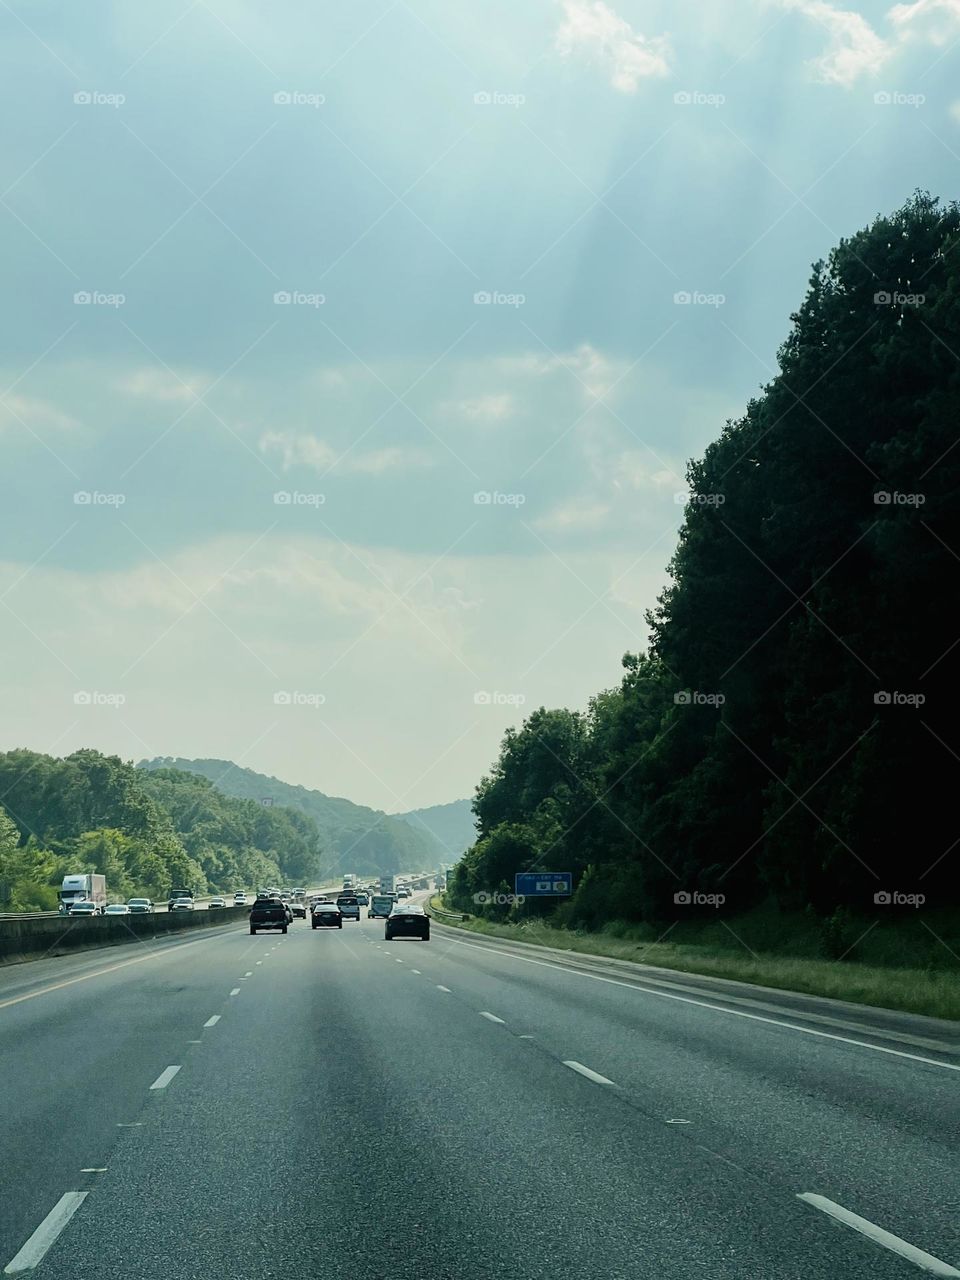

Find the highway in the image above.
[{"left": 0, "top": 896, "right": 957, "bottom": 1279}]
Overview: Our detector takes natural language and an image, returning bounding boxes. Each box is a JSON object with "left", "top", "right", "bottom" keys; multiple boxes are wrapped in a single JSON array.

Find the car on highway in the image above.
[
  {"left": 233, "top": 892, "right": 249, "bottom": 905},
  {"left": 67, "top": 900, "right": 101, "bottom": 916},
  {"left": 356, "top": 892, "right": 369, "bottom": 906},
  {"left": 336, "top": 894, "right": 361, "bottom": 922},
  {"left": 367, "top": 895, "right": 394, "bottom": 919},
  {"left": 104, "top": 903, "right": 130, "bottom": 916},
  {"left": 209, "top": 896, "right": 227, "bottom": 909},
  {"left": 249, "top": 896, "right": 288, "bottom": 935},
  {"left": 170, "top": 897, "right": 195, "bottom": 911},
  {"left": 385, "top": 902, "right": 430, "bottom": 942},
  {"left": 311, "top": 903, "right": 343, "bottom": 929},
  {"left": 290, "top": 900, "right": 307, "bottom": 919},
  {"left": 127, "top": 898, "right": 154, "bottom": 914},
  {"left": 395, "top": 885, "right": 410, "bottom": 899}
]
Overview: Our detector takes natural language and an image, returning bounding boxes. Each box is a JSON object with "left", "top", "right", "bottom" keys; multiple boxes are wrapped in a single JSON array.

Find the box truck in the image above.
[{"left": 58, "top": 874, "right": 107, "bottom": 915}]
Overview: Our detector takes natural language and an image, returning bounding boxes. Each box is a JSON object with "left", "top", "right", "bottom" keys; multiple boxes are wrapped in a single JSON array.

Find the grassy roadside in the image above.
[{"left": 428, "top": 897, "right": 960, "bottom": 1021}]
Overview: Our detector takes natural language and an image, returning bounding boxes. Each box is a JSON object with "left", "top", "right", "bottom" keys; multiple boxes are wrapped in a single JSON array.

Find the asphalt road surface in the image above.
[{"left": 1, "top": 902, "right": 957, "bottom": 1279}]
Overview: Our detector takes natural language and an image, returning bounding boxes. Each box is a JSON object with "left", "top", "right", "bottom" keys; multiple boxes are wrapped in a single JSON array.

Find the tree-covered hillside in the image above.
[
  {"left": 450, "top": 193, "right": 960, "bottom": 941},
  {"left": 137, "top": 757, "right": 439, "bottom": 878},
  {"left": 0, "top": 749, "right": 323, "bottom": 909}
]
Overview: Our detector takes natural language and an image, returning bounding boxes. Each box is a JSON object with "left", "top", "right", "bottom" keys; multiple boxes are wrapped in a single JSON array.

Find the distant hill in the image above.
[
  {"left": 137, "top": 757, "right": 442, "bottom": 878},
  {"left": 393, "top": 799, "right": 475, "bottom": 860}
]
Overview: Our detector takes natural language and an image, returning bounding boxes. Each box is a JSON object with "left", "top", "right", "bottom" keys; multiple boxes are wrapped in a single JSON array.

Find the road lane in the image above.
[
  {"left": 0, "top": 920, "right": 926, "bottom": 1278},
  {"left": 388, "top": 914, "right": 960, "bottom": 1267},
  {"left": 0, "top": 919, "right": 255, "bottom": 1264}
]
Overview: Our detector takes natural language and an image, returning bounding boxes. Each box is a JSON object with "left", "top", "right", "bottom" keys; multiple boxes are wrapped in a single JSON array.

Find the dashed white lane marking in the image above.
[
  {"left": 230, "top": 988, "right": 241, "bottom": 996},
  {"left": 243, "top": 971, "right": 253, "bottom": 977},
  {"left": 436, "top": 985, "right": 451, "bottom": 992},
  {"left": 255, "top": 961, "right": 263, "bottom": 966},
  {"left": 395, "top": 959, "right": 403, "bottom": 963},
  {"left": 203, "top": 1015, "right": 220, "bottom": 1027},
  {"left": 479, "top": 1011, "right": 506, "bottom": 1024},
  {"left": 439, "top": 938, "right": 960, "bottom": 1073},
  {"left": 149, "top": 1065, "right": 181, "bottom": 1090},
  {"left": 79, "top": 1169, "right": 106, "bottom": 1173},
  {"left": 411, "top": 969, "right": 421, "bottom": 974},
  {"left": 4, "top": 1192, "right": 89, "bottom": 1274},
  {"left": 563, "top": 1061, "right": 615, "bottom": 1086},
  {"left": 798, "top": 1194, "right": 960, "bottom": 1277}
]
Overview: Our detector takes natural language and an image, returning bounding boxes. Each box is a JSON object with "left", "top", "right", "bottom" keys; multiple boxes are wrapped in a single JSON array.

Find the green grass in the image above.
[{"left": 428, "top": 897, "right": 960, "bottom": 1021}]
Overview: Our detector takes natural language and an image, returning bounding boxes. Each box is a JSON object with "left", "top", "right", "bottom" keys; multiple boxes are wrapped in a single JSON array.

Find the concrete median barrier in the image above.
[{"left": 0, "top": 905, "right": 251, "bottom": 966}]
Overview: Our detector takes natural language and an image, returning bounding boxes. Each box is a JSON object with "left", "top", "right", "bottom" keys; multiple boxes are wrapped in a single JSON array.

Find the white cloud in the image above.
[
  {"left": 446, "top": 394, "right": 516, "bottom": 423},
  {"left": 259, "top": 431, "right": 432, "bottom": 475},
  {"left": 780, "top": 0, "right": 892, "bottom": 85},
  {"left": 117, "top": 368, "right": 206, "bottom": 402},
  {"left": 554, "top": 0, "right": 671, "bottom": 92},
  {"left": 0, "top": 394, "right": 78, "bottom": 432},
  {"left": 889, "top": 0, "right": 960, "bottom": 43},
  {"left": 535, "top": 499, "right": 613, "bottom": 532}
]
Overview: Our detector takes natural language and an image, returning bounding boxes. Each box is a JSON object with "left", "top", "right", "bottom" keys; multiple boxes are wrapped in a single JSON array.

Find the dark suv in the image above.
[
  {"left": 385, "top": 903, "right": 430, "bottom": 942},
  {"left": 249, "top": 897, "right": 289, "bottom": 934}
]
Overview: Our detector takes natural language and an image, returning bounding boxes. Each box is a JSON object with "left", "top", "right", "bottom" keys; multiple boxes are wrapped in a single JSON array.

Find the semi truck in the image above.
[
  {"left": 342, "top": 873, "right": 356, "bottom": 891},
  {"left": 58, "top": 874, "right": 107, "bottom": 915},
  {"left": 379, "top": 873, "right": 395, "bottom": 895}
]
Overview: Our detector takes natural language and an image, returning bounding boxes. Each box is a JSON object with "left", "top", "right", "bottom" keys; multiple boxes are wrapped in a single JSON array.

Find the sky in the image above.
[{"left": 1, "top": 0, "right": 959, "bottom": 812}]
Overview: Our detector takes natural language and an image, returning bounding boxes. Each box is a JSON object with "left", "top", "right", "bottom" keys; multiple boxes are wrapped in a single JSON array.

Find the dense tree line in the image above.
[
  {"left": 450, "top": 193, "right": 960, "bottom": 932},
  {"left": 0, "top": 749, "right": 323, "bottom": 909}
]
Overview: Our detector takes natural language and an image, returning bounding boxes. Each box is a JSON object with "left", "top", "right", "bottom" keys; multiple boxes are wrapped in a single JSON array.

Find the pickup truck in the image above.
[{"left": 249, "top": 897, "right": 289, "bottom": 935}]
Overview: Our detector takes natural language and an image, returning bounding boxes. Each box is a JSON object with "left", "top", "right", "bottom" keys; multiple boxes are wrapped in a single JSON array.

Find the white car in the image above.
[
  {"left": 209, "top": 896, "right": 227, "bottom": 909},
  {"left": 233, "top": 892, "right": 249, "bottom": 905},
  {"left": 68, "top": 901, "right": 101, "bottom": 916},
  {"left": 170, "top": 898, "right": 195, "bottom": 911},
  {"left": 127, "top": 898, "right": 154, "bottom": 914},
  {"left": 104, "top": 903, "right": 130, "bottom": 916}
]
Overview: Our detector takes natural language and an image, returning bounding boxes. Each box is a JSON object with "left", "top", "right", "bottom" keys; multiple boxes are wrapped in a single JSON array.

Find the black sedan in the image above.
[
  {"left": 311, "top": 903, "right": 342, "bottom": 929},
  {"left": 385, "top": 903, "right": 430, "bottom": 942},
  {"left": 290, "top": 900, "right": 307, "bottom": 919}
]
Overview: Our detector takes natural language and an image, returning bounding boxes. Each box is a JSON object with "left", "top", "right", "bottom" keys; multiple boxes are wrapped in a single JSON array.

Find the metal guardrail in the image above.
[{"left": 427, "top": 903, "right": 470, "bottom": 923}]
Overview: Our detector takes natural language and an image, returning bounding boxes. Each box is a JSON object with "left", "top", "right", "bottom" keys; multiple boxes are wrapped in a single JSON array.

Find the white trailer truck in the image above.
[{"left": 58, "top": 874, "right": 107, "bottom": 915}]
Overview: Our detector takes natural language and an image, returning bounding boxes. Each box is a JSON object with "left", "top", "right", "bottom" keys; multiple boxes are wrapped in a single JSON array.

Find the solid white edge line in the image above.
[
  {"left": 203, "top": 1015, "right": 220, "bottom": 1027},
  {"left": 563, "top": 1060, "right": 616, "bottom": 1086},
  {"left": 441, "top": 938, "right": 960, "bottom": 1073},
  {"left": 798, "top": 1194, "right": 960, "bottom": 1277},
  {"left": 479, "top": 1011, "right": 506, "bottom": 1024},
  {"left": 149, "top": 1065, "right": 181, "bottom": 1090},
  {"left": 4, "top": 1192, "right": 88, "bottom": 1274}
]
